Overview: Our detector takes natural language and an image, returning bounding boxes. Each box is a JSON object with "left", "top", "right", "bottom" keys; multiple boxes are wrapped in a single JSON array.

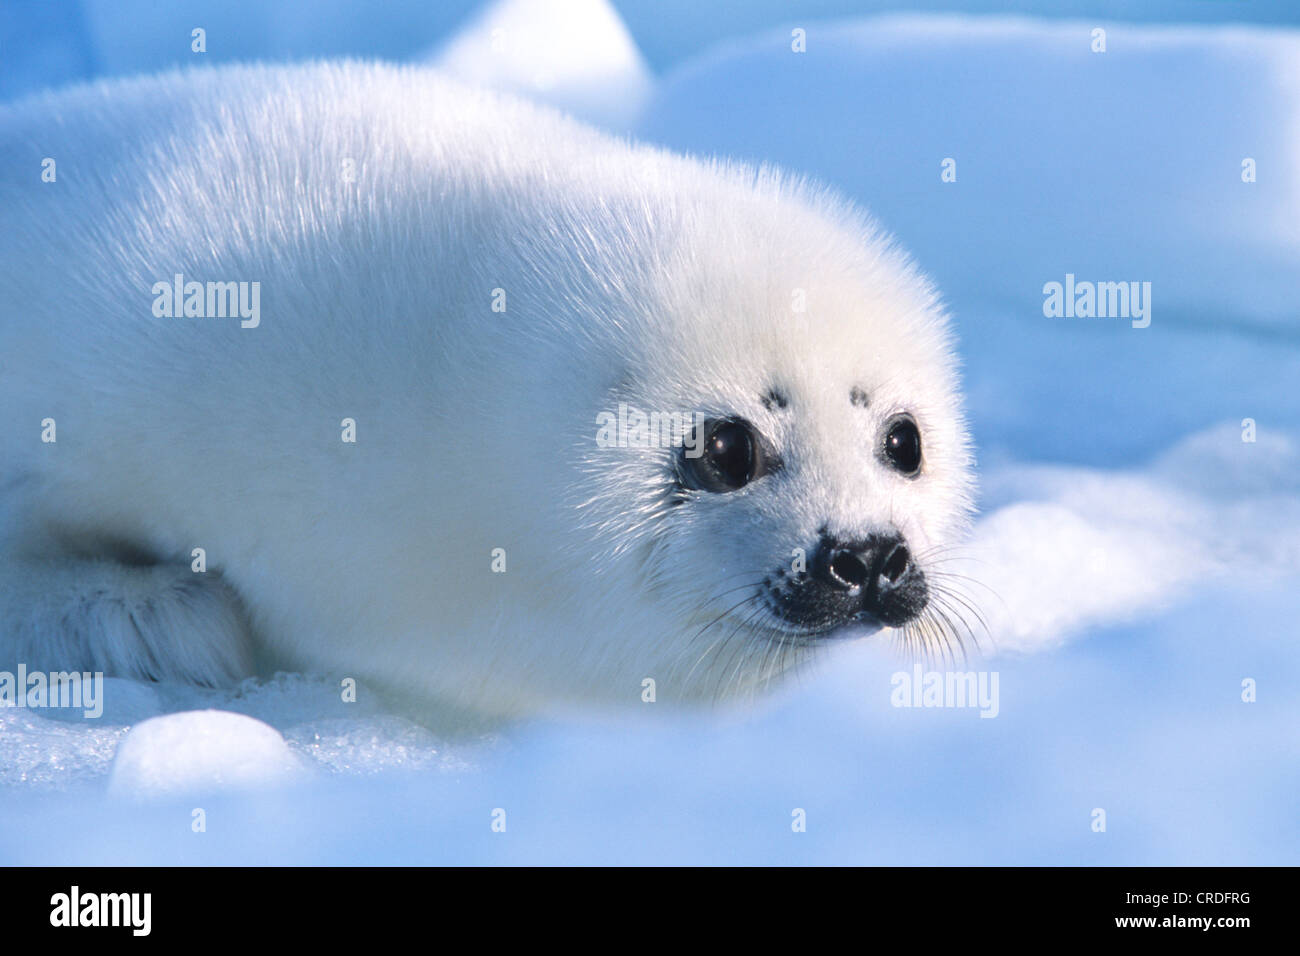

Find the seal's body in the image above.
[{"left": 0, "top": 62, "right": 972, "bottom": 718}]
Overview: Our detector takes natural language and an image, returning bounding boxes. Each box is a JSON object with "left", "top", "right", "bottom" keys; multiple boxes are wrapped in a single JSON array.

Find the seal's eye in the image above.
[
  {"left": 883, "top": 415, "right": 922, "bottom": 477},
  {"left": 685, "top": 418, "right": 763, "bottom": 492}
]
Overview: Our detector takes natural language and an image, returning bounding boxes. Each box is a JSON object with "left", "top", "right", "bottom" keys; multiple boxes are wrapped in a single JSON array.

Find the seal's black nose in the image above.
[
  {"left": 817, "top": 536, "right": 911, "bottom": 591},
  {"left": 824, "top": 545, "right": 871, "bottom": 590},
  {"left": 812, "top": 534, "right": 924, "bottom": 626},
  {"left": 877, "top": 540, "right": 912, "bottom": 588}
]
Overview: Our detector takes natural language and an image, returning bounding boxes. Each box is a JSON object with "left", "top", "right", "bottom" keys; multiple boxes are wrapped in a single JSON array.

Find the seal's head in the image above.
[{"left": 568, "top": 165, "right": 974, "bottom": 698}]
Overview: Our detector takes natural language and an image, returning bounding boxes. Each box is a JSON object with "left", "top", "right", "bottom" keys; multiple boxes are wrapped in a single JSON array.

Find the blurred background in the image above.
[{"left": 6, "top": 0, "right": 1300, "bottom": 100}]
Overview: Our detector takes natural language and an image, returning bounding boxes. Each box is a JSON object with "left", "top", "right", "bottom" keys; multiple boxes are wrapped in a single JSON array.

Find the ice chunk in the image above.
[
  {"left": 429, "top": 0, "right": 654, "bottom": 128},
  {"left": 107, "top": 710, "right": 310, "bottom": 799}
]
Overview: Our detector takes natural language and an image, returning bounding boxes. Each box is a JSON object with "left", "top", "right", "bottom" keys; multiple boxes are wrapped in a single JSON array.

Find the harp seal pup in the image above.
[{"left": 0, "top": 61, "right": 973, "bottom": 720}]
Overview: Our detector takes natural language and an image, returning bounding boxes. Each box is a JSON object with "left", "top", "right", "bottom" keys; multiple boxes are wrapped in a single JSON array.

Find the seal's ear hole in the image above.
[{"left": 881, "top": 414, "right": 922, "bottom": 477}]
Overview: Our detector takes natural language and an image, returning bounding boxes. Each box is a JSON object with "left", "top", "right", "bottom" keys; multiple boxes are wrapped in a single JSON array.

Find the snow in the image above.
[
  {"left": 428, "top": 0, "right": 654, "bottom": 128},
  {"left": 76, "top": 0, "right": 476, "bottom": 77},
  {"left": 639, "top": 15, "right": 1300, "bottom": 330},
  {"left": 2, "top": 6, "right": 1299, "bottom": 864},
  {"left": 107, "top": 711, "right": 310, "bottom": 799},
  {"left": 962, "top": 425, "right": 1300, "bottom": 653}
]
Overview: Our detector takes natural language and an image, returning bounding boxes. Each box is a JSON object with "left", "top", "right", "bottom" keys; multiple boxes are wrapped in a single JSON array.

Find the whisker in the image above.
[
  {"left": 715, "top": 602, "right": 771, "bottom": 702},
  {"left": 674, "top": 591, "right": 762, "bottom": 690}
]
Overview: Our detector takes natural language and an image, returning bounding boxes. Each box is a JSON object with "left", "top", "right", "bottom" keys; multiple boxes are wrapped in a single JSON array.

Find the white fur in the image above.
[{"left": 0, "top": 62, "right": 972, "bottom": 718}]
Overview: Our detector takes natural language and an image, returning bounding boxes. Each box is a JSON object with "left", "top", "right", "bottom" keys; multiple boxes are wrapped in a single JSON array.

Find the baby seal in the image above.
[{"left": 0, "top": 62, "right": 973, "bottom": 718}]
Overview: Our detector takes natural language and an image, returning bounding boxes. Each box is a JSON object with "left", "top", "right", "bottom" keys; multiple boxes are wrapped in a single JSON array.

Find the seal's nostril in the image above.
[
  {"left": 879, "top": 543, "right": 910, "bottom": 586},
  {"left": 828, "top": 549, "right": 869, "bottom": 589}
]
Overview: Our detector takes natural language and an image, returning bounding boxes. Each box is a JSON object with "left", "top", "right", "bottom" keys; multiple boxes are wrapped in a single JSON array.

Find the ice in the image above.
[
  {"left": 3, "top": 596, "right": 1296, "bottom": 864},
  {"left": 107, "top": 711, "right": 311, "bottom": 799},
  {"left": 427, "top": 0, "right": 653, "bottom": 128},
  {"left": 962, "top": 424, "right": 1300, "bottom": 653},
  {"left": 637, "top": 16, "right": 1300, "bottom": 330},
  {"left": 12, "top": 0, "right": 654, "bottom": 129},
  {"left": 76, "top": 0, "right": 474, "bottom": 78}
]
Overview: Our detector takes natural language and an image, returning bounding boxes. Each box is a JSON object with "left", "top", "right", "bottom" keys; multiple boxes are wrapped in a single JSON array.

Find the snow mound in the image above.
[
  {"left": 107, "top": 710, "right": 310, "bottom": 799},
  {"left": 429, "top": 0, "right": 654, "bottom": 128},
  {"left": 965, "top": 425, "right": 1300, "bottom": 653},
  {"left": 638, "top": 15, "right": 1300, "bottom": 329}
]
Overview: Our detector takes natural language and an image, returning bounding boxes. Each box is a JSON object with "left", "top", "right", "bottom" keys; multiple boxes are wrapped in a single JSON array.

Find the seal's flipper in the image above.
[{"left": 0, "top": 556, "right": 255, "bottom": 687}]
